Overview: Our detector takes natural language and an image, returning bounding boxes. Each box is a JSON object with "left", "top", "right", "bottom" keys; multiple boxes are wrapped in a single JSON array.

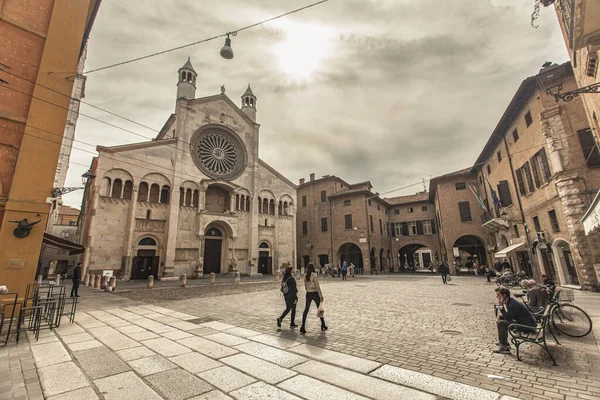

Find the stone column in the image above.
[
  {"left": 198, "top": 185, "right": 207, "bottom": 211},
  {"left": 122, "top": 185, "right": 138, "bottom": 280},
  {"left": 81, "top": 185, "right": 100, "bottom": 279},
  {"left": 230, "top": 193, "right": 236, "bottom": 213},
  {"left": 163, "top": 187, "right": 182, "bottom": 278}
]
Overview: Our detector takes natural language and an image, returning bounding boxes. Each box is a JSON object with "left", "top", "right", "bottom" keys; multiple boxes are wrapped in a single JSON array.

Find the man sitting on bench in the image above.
[
  {"left": 520, "top": 280, "right": 549, "bottom": 313},
  {"left": 494, "top": 288, "right": 537, "bottom": 354}
]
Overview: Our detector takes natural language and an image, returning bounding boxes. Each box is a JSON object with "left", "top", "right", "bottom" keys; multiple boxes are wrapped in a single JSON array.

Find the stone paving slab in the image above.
[
  {"left": 289, "top": 343, "right": 381, "bottom": 373},
  {"left": 199, "top": 321, "right": 237, "bottom": 331},
  {"left": 230, "top": 381, "right": 301, "bottom": 400},
  {"left": 371, "top": 364, "right": 498, "bottom": 400},
  {"left": 177, "top": 336, "right": 239, "bottom": 359},
  {"left": 294, "top": 360, "right": 437, "bottom": 400},
  {"left": 65, "top": 339, "right": 104, "bottom": 352},
  {"left": 30, "top": 341, "right": 70, "bottom": 367},
  {"left": 60, "top": 332, "right": 95, "bottom": 344},
  {"left": 38, "top": 362, "right": 90, "bottom": 397},
  {"left": 234, "top": 341, "right": 308, "bottom": 368},
  {"left": 168, "top": 352, "right": 223, "bottom": 374},
  {"left": 162, "top": 329, "right": 194, "bottom": 340},
  {"left": 128, "top": 355, "right": 177, "bottom": 376},
  {"left": 224, "top": 327, "right": 262, "bottom": 338},
  {"left": 278, "top": 374, "right": 370, "bottom": 400},
  {"left": 249, "top": 333, "right": 301, "bottom": 349},
  {"left": 204, "top": 332, "right": 250, "bottom": 346},
  {"left": 188, "top": 390, "right": 233, "bottom": 399},
  {"left": 93, "top": 371, "right": 163, "bottom": 400},
  {"left": 54, "top": 324, "right": 85, "bottom": 336},
  {"left": 198, "top": 365, "right": 257, "bottom": 392},
  {"left": 221, "top": 353, "right": 297, "bottom": 384},
  {"left": 145, "top": 368, "right": 213, "bottom": 400},
  {"left": 74, "top": 348, "right": 131, "bottom": 379},
  {"left": 140, "top": 337, "right": 192, "bottom": 357},
  {"left": 116, "top": 346, "right": 156, "bottom": 361},
  {"left": 47, "top": 387, "right": 99, "bottom": 400}
]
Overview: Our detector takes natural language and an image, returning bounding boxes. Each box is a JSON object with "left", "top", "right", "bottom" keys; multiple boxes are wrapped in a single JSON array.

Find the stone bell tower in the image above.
[
  {"left": 176, "top": 57, "right": 197, "bottom": 103},
  {"left": 241, "top": 84, "right": 257, "bottom": 122}
]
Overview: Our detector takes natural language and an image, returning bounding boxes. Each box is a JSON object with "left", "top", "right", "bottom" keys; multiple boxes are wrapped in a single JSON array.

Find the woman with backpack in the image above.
[
  {"left": 300, "top": 263, "right": 327, "bottom": 334},
  {"left": 277, "top": 266, "right": 298, "bottom": 329}
]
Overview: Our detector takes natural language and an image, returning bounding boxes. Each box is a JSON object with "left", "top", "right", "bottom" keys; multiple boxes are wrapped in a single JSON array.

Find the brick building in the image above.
[
  {"left": 0, "top": 0, "right": 101, "bottom": 296},
  {"left": 298, "top": 62, "right": 600, "bottom": 290}
]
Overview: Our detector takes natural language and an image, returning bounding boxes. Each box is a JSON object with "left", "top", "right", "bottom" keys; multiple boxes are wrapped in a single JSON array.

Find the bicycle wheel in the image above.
[{"left": 551, "top": 304, "right": 593, "bottom": 337}]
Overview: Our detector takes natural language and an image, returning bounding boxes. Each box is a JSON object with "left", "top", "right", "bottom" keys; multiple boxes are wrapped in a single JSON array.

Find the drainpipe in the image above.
[{"left": 503, "top": 136, "right": 536, "bottom": 276}]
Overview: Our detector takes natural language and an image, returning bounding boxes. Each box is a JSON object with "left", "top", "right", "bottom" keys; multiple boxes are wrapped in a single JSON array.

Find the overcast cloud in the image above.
[{"left": 62, "top": 0, "right": 568, "bottom": 207}]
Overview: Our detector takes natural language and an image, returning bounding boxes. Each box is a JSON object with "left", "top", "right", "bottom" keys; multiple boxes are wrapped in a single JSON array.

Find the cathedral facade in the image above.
[{"left": 80, "top": 59, "right": 296, "bottom": 280}]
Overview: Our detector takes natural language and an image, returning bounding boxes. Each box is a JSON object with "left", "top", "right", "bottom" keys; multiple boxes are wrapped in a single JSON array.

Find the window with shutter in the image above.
[
  {"left": 321, "top": 217, "right": 327, "bottom": 232},
  {"left": 302, "top": 221, "right": 308, "bottom": 234},
  {"left": 394, "top": 222, "right": 402, "bottom": 236},
  {"left": 577, "top": 128, "right": 600, "bottom": 167},
  {"left": 431, "top": 219, "right": 437, "bottom": 234},
  {"left": 370, "top": 215, "right": 374, "bottom": 232},
  {"left": 523, "top": 162, "right": 535, "bottom": 193},
  {"left": 401, "top": 222, "right": 409, "bottom": 236},
  {"left": 379, "top": 219, "right": 383, "bottom": 234},
  {"left": 458, "top": 201, "right": 472, "bottom": 222},
  {"left": 497, "top": 180, "right": 512, "bottom": 207},
  {"left": 422, "top": 220, "right": 432, "bottom": 234},
  {"left": 530, "top": 156, "right": 541, "bottom": 188},
  {"left": 532, "top": 216, "right": 541, "bottom": 232},
  {"left": 320, "top": 190, "right": 326, "bottom": 202},
  {"left": 416, "top": 221, "right": 424, "bottom": 235},
  {"left": 302, "top": 195, "right": 307, "bottom": 207},
  {"left": 408, "top": 221, "right": 417, "bottom": 235},
  {"left": 548, "top": 210, "right": 560, "bottom": 232},
  {"left": 537, "top": 149, "right": 551, "bottom": 182},
  {"left": 516, "top": 168, "right": 526, "bottom": 196},
  {"left": 344, "top": 214, "right": 352, "bottom": 229}
]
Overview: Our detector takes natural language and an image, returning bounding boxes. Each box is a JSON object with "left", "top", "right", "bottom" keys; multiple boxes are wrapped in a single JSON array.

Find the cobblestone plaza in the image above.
[{"left": 2, "top": 275, "right": 599, "bottom": 400}]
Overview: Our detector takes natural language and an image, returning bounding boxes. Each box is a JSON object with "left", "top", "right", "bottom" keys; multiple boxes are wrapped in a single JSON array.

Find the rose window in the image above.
[{"left": 190, "top": 126, "right": 247, "bottom": 180}]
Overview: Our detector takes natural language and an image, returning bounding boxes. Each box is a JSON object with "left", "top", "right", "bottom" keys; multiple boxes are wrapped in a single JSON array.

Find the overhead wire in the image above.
[{"left": 76, "top": 0, "right": 333, "bottom": 75}]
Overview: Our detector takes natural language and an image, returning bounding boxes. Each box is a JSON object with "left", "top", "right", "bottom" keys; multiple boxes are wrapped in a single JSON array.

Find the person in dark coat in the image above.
[
  {"left": 494, "top": 288, "right": 537, "bottom": 354},
  {"left": 439, "top": 263, "right": 450, "bottom": 284},
  {"left": 277, "top": 266, "right": 298, "bottom": 328},
  {"left": 71, "top": 263, "right": 82, "bottom": 297}
]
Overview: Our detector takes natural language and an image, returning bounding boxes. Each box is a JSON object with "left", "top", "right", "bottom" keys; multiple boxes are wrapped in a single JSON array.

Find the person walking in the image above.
[
  {"left": 341, "top": 261, "right": 348, "bottom": 280},
  {"left": 300, "top": 263, "right": 327, "bottom": 334},
  {"left": 71, "top": 263, "right": 82, "bottom": 297},
  {"left": 439, "top": 262, "right": 449, "bottom": 284},
  {"left": 277, "top": 266, "right": 298, "bottom": 328}
]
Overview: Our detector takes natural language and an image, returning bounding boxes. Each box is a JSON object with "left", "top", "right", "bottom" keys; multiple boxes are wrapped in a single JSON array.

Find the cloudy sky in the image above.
[{"left": 62, "top": 0, "right": 568, "bottom": 207}]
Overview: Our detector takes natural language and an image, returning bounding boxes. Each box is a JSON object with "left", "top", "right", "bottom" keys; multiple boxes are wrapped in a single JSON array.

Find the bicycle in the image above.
[{"left": 518, "top": 288, "right": 592, "bottom": 338}]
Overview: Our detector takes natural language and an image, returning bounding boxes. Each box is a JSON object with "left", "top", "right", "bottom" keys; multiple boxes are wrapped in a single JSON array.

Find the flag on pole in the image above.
[
  {"left": 484, "top": 176, "right": 503, "bottom": 210},
  {"left": 469, "top": 185, "right": 487, "bottom": 212}
]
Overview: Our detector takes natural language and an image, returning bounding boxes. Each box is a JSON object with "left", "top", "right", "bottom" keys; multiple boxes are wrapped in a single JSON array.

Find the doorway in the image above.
[
  {"left": 203, "top": 227, "right": 223, "bottom": 274},
  {"left": 132, "top": 250, "right": 159, "bottom": 280},
  {"left": 539, "top": 247, "right": 556, "bottom": 282},
  {"left": 258, "top": 242, "right": 272, "bottom": 274}
]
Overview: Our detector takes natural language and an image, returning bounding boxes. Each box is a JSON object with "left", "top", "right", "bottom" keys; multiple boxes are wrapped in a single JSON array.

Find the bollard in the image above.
[
  {"left": 36, "top": 275, "right": 42, "bottom": 284},
  {"left": 147, "top": 275, "right": 154, "bottom": 289},
  {"left": 83, "top": 273, "right": 90, "bottom": 286},
  {"left": 101, "top": 276, "right": 109, "bottom": 290},
  {"left": 234, "top": 272, "right": 240, "bottom": 284},
  {"left": 180, "top": 274, "right": 187, "bottom": 288},
  {"left": 94, "top": 274, "right": 101, "bottom": 289},
  {"left": 108, "top": 276, "right": 117, "bottom": 292},
  {"left": 209, "top": 272, "right": 215, "bottom": 285},
  {"left": 55, "top": 275, "right": 61, "bottom": 286},
  {"left": 89, "top": 274, "right": 95, "bottom": 288}
]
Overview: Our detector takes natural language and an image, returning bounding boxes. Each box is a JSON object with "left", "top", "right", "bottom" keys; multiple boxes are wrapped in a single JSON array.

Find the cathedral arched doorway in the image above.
[
  {"left": 203, "top": 227, "right": 223, "bottom": 274},
  {"left": 258, "top": 242, "right": 272, "bottom": 275},
  {"left": 132, "top": 237, "right": 159, "bottom": 280}
]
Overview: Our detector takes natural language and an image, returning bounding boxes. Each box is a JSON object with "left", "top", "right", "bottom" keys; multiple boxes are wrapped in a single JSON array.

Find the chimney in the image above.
[
  {"left": 299, "top": 178, "right": 305, "bottom": 185},
  {"left": 310, "top": 173, "right": 315, "bottom": 181},
  {"left": 375, "top": 192, "right": 379, "bottom": 197}
]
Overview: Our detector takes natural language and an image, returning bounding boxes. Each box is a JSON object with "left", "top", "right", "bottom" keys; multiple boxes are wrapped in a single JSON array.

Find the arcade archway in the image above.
[
  {"left": 453, "top": 235, "right": 488, "bottom": 269},
  {"left": 337, "top": 243, "right": 363, "bottom": 270},
  {"left": 398, "top": 243, "right": 426, "bottom": 270}
]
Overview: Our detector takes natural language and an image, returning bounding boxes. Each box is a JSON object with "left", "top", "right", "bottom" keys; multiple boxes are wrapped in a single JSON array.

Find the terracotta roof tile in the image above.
[{"left": 385, "top": 192, "right": 430, "bottom": 205}]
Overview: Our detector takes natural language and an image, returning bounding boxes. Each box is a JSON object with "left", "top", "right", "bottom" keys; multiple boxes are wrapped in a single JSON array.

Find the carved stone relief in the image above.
[
  {"left": 175, "top": 248, "right": 199, "bottom": 261},
  {"left": 135, "top": 218, "right": 166, "bottom": 232}
]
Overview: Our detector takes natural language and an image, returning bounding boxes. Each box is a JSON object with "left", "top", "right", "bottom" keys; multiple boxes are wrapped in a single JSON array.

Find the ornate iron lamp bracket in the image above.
[
  {"left": 51, "top": 187, "right": 84, "bottom": 198},
  {"left": 552, "top": 82, "right": 600, "bottom": 102}
]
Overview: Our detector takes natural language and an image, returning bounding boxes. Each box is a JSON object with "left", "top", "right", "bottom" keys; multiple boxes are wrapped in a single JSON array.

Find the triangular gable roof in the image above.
[
  {"left": 187, "top": 93, "right": 258, "bottom": 128},
  {"left": 258, "top": 159, "right": 295, "bottom": 189},
  {"left": 242, "top": 84, "right": 255, "bottom": 97},
  {"left": 156, "top": 113, "right": 176, "bottom": 140},
  {"left": 97, "top": 138, "right": 177, "bottom": 153}
]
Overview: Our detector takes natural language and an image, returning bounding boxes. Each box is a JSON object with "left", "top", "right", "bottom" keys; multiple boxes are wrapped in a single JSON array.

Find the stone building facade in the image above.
[
  {"left": 79, "top": 60, "right": 296, "bottom": 280},
  {"left": 40, "top": 206, "right": 81, "bottom": 278}
]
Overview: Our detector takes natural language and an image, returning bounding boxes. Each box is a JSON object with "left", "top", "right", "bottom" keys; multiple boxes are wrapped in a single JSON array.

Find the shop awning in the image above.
[
  {"left": 494, "top": 242, "right": 526, "bottom": 259},
  {"left": 42, "top": 232, "right": 85, "bottom": 255},
  {"left": 582, "top": 190, "right": 600, "bottom": 235}
]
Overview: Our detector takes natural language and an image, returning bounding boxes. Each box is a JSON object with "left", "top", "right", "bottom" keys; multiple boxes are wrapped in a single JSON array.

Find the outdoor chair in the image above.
[
  {"left": 15, "top": 305, "right": 42, "bottom": 344},
  {"left": 508, "top": 304, "right": 558, "bottom": 366}
]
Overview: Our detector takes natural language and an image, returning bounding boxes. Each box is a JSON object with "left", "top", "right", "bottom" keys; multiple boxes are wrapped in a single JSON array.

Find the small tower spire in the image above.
[
  {"left": 241, "top": 84, "right": 257, "bottom": 122},
  {"left": 176, "top": 57, "right": 197, "bottom": 105}
]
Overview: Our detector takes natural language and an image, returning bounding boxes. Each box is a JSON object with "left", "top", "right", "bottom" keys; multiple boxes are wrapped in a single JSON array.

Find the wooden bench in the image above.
[{"left": 508, "top": 304, "right": 557, "bottom": 365}]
